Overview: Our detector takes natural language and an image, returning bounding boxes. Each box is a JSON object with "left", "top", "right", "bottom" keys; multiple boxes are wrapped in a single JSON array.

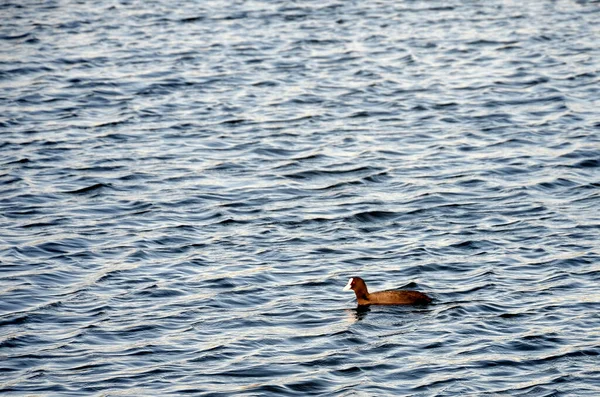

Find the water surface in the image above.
[{"left": 1, "top": 0, "right": 600, "bottom": 395}]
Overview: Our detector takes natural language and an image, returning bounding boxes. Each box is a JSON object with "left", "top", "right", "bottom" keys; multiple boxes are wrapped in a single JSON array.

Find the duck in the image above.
[{"left": 343, "top": 277, "right": 432, "bottom": 306}]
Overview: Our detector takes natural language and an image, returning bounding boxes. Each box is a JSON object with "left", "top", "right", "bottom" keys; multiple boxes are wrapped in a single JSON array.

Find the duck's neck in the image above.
[{"left": 354, "top": 288, "right": 369, "bottom": 302}]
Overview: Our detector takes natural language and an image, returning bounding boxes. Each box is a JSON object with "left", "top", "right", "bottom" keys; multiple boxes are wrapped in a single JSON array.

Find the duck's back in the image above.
[{"left": 366, "top": 290, "right": 432, "bottom": 305}]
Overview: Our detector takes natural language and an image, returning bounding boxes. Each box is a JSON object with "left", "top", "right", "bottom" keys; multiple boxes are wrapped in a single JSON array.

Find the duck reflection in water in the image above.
[{"left": 345, "top": 305, "right": 371, "bottom": 322}]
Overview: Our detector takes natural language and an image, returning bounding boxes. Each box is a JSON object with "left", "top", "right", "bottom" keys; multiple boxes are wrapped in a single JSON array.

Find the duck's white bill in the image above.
[{"left": 342, "top": 278, "right": 353, "bottom": 291}]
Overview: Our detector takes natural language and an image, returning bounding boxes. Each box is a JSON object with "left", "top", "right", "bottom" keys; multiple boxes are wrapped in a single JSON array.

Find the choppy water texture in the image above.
[{"left": 2, "top": 0, "right": 600, "bottom": 395}]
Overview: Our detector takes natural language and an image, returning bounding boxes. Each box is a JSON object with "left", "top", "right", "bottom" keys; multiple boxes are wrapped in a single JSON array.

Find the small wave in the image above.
[
  {"left": 64, "top": 183, "right": 112, "bottom": 195},
  {"left": 350, "top": 210, "right": 398, "bottom": 223},
  {"left": 283, "top": 166, "right": 385, "bottom": 181}
]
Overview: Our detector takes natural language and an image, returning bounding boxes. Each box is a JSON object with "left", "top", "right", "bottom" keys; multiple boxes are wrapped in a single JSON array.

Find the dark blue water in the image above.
[{"left": 2, "top": 0, "right": 600, "bottom": 395}]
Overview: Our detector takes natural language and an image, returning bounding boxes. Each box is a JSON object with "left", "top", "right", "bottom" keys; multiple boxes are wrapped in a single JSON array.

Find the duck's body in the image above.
[{"left": 343, "top": 277, "right": 431, "bottom": 306}]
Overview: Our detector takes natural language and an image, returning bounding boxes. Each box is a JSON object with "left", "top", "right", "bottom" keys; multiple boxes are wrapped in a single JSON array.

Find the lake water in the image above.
[{"left": 1, "top": 0, "right": 600, "bottom": 395}]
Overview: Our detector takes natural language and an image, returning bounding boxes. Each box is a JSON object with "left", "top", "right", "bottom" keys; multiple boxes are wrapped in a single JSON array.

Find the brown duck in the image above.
[{"left": 343, "top": 277, "right": 432, "bottom": 306}]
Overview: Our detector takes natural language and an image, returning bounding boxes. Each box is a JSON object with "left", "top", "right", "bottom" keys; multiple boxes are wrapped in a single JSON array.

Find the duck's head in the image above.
[{"left": 343, "top": 277, "right": 368, "bottom": 293}]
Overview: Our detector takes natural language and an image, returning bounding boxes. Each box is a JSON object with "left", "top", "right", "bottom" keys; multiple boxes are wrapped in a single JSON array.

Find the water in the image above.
[{"left": 1, "top": 0, "right": 600, "bottom": 395}]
